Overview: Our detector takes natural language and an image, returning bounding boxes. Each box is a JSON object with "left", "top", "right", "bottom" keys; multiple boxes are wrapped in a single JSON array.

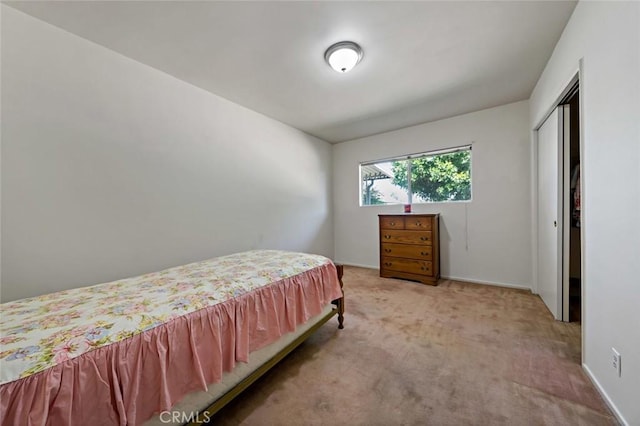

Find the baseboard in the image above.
[
  {"left": 442, "top": 275, "right": 532, "bottom": 291},
  {"left": 583, "top": 364, "right": 629, "bottom": 426},
  {"left": 334, "top": 263, "right": 532, "bottom": 291}
]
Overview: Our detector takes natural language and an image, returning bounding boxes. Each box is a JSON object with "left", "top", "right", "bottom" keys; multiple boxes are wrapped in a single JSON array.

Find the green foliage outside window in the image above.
[
  {"left": 362, "top": 187, "right": 385, "bottom": 205},
  {"left": 360, "top": 148, "right": 471, "bottom": 205},
  {"left": 392, "top": 151, "right": 471, "bottom": 202}
]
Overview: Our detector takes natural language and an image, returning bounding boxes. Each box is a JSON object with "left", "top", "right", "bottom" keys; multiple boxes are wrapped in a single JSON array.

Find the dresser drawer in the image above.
[
  {"left": 381, "top": 243, "right": 432, "bottom": 260},
  {"left": 381, "top": 257, "right": 433, "bottom": 276},
  {"left": 405, "top": 216, "right": 432, "bottom": 231},
  {"left": 379, "top": 216, "right": 405, "bottom": 229},
  {"left": 380, "top": 230, "right": 432, "bottom": 245}
]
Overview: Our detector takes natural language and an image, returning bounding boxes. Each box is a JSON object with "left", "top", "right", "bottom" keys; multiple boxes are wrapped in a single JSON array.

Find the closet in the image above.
[
  {"left": 566, "top": 90, "right": 581, "bottom": 322},
  {"left": 536, "top": 81, "right": 581, "bottom": 323}
]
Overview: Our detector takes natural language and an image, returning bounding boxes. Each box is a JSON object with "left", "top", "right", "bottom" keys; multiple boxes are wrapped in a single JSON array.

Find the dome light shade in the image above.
[{"left": 324, "top": 41, "right": 363, "bottom": 73}]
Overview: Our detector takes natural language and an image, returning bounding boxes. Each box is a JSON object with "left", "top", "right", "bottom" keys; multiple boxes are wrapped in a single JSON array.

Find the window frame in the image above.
[{"left": 359, "top": 144, "right": 472, "bottom": 206}]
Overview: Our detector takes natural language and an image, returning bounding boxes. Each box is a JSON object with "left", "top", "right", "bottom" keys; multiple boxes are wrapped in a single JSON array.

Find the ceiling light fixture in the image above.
[{"left": 324, "top": 41, "right": 363, "bottom": 73}]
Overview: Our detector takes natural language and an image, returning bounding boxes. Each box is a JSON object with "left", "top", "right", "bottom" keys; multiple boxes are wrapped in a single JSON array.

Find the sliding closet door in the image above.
[
  {"left": 537, "top": 107, "right": 563, "bottom": 320},
  {"left": 561, "top": 104, "right": 571, "bottom": 322}
]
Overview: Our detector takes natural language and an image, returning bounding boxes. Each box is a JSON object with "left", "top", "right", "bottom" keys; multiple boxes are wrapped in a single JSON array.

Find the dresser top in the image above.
[{"left": 378, "top": 213, "right": 439, "bottom": 217}]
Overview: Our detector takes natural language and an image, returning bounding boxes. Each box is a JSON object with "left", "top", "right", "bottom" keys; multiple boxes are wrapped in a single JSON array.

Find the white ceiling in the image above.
[{"left": 5, "top": 1, "right": 577, "bottom": 143}]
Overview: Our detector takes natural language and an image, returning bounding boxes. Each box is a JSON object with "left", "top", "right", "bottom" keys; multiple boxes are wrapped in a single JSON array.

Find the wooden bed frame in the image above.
[{"left": 184, "top": 264, "right": 344, "bottom": 425}]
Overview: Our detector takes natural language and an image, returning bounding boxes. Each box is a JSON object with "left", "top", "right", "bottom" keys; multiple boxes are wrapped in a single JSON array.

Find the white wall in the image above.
[
  {"left": 529, "top": 2, "right": 639, "bottom": 424},
  {"left": 334, "top": 101, "right": 531, "bottom": 288},
  {"left": 0, "top": 6, "right": 334, "bottom": 302}
]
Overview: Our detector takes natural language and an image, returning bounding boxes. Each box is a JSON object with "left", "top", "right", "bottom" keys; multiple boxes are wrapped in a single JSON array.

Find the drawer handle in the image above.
[
  {"left": 421, "top": 251, "right": 428, "bottom": 256},
  {"left": 415, "top": 221, "right": 421, "bottom": 226},
  {"left": 384, "top": 235, "right": 391, "bottom": 239},
  {"left": 384, "top": 249, "right": 391, "bottom": 253},
  {"left": 384, "top": 262, "right": 392, "bottom": 267},
  {"left": 420, "top": 237, "right": 428, "bottom": 241},
  {"left": 390, "top": 222, "right": 396, "bottom": 226}
]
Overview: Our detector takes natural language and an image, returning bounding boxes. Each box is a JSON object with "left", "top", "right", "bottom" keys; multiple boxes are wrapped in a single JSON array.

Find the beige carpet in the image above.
[{"left": 209, "top": 266, "right": 615, "bottom": 425}]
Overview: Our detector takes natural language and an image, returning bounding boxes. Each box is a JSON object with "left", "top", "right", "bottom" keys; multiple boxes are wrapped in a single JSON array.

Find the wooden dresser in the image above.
[{"left": 379, "top": 214, "right": 440, "bottom": 285}]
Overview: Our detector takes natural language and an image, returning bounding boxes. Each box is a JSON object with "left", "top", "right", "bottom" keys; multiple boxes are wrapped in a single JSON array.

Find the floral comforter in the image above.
[{"left": 0, "top": 250, "right": 333, "bottom": 386}]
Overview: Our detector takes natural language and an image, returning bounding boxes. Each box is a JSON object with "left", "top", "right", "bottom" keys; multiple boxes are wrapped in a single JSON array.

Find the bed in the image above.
[{"left": 0, "top": 250, "right": 345, "bottom": 426}]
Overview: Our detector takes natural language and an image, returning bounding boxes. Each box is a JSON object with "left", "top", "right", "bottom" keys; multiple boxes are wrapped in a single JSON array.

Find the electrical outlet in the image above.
[{"left": 612, "top": 347, "right": 621, "bottom": 377}]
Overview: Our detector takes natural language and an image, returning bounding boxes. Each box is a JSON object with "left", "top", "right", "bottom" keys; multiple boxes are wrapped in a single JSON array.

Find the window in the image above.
[{"left": 360, "top": 145, "right": 472, "bottom": 206}]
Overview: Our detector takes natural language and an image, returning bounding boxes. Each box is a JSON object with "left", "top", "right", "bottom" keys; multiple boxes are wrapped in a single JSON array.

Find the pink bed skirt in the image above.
[{"left": 0, "top": 263, "right": 342, "bottom": 426}]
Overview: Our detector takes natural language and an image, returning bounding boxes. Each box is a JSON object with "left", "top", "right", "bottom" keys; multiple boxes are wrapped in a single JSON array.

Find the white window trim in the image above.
[{"left": 359, "top": 144, "right": 473, "bottom": 206}]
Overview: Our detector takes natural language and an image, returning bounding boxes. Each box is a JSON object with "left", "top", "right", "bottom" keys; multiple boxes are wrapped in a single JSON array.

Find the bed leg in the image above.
[{"left": 335, "top": 264, "right": 345, "bottom": 329}]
